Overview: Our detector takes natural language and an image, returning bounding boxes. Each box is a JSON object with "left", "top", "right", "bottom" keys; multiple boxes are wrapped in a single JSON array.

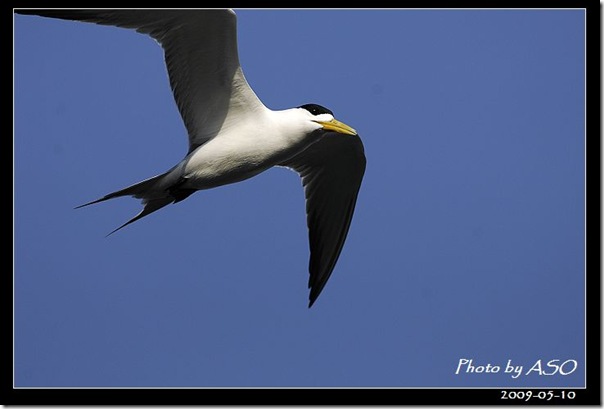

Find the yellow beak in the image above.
[{"left": 316, "top": 118, "right": 357, "bottom": 136}]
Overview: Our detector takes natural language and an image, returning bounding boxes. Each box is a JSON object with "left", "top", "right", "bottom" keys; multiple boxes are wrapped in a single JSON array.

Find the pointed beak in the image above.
[{"left": 315, "top": 118, "right": 357, "bottom": 136}]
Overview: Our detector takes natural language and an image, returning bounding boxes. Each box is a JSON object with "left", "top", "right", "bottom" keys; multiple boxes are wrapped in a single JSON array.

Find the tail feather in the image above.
[
  {"left": 75, "top": 173, "right": 166, "bottom": 208},
  {"left": 76, "top": 170, "right": 193, "bottom": 234},
  {"left": 74, "top": 191, "right": 128, "bottom": 209},
  {"left": 105, "top": 197, "right": 173, "bottom": 236}
]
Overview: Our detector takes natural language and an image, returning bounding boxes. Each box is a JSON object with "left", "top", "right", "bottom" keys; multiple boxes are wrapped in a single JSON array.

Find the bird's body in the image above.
[
  {"left": 16, "top": 9, "right": 366, "bottom": 307},
  {"left": 183, "top": 107, "right": 323, "bottom": 189}
]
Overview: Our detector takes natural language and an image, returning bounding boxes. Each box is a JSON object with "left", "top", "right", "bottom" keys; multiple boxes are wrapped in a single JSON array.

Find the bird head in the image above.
[{"left": 298, "top": 103, "right": 357, "bottom": 136}]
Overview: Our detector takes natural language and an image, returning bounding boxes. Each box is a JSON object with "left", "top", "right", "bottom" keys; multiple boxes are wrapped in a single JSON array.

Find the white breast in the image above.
[{"left": 181, "top": 107, "right": 323, "bottom": 190}]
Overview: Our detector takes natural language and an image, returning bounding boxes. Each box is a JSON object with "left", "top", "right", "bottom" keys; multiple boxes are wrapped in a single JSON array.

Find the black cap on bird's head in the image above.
[{"left": 298, "top": 103, "right": 334, "bottom": 116}]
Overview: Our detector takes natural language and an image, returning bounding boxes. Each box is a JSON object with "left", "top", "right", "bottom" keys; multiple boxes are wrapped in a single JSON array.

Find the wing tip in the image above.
[{"left": 308, "top": 285, "right": 322, "bottom": 308}]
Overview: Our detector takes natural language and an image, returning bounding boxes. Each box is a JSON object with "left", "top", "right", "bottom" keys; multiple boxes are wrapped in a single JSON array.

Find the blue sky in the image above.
[{"left": 14, "top": 9, "right": 585, "bottom": 388}]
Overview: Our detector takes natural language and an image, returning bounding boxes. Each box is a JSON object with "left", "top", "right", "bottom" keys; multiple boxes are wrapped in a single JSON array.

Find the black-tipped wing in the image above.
[
  {"left": 15, "top": 9, "right": 264, "bottom": 152},
  {"left": 282, "top": 133, "right": 366, "bottom": 307}
]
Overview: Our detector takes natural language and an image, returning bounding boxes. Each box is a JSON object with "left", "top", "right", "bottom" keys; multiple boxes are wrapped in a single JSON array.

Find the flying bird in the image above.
[{"left": 16, "top": 9, "right": 366, "bottom": 307}]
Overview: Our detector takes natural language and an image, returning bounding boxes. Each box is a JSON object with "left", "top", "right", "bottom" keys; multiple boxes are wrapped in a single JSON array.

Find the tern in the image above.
[{"left": 16, "top": 9, "right": 366, "bottom": 307}]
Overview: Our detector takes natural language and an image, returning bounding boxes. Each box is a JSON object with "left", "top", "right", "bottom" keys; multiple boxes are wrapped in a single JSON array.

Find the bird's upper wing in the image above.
[
  {"left": 281, "top": 133, "right": 366, "bottom": 307},
  {"left": 16, "top": 9, "right": 264, "bottom": 152}
]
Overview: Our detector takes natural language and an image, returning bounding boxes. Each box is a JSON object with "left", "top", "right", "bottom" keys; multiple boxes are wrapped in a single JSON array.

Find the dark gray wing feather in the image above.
[{"left": 282, "top": 133, "right": 366, "bottom": 307}]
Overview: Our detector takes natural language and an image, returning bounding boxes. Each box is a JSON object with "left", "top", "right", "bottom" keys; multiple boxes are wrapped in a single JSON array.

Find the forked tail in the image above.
[{"left": 76, "top": 169, "right": 195, "bottom": 236}]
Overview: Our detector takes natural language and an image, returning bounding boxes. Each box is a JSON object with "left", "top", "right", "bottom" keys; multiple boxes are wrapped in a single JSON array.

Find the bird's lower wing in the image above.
[{"left": 281, "top": 133, "right": 366, "bottom": 307}]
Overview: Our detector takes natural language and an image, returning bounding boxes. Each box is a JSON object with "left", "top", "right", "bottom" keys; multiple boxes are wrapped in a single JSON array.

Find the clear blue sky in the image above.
[{"left": 14, "top": 9, "right": 585, "bottom": 388}]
